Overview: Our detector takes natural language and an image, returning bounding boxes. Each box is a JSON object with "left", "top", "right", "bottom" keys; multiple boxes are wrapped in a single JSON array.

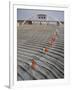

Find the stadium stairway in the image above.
[{"left": 17, "top": 28, "right": 64, "bottom": 80}]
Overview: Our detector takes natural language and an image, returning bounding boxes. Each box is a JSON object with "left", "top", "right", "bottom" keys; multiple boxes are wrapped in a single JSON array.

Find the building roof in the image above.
[{"left": 17, "top": 9, "right": 64, "bottom": 21}]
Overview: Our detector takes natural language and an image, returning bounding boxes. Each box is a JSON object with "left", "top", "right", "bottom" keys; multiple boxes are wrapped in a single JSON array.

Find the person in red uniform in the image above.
[
  {"left": 31, "top": 59, "right": 37, "bottom": 70},
  {"left": 43, "top": 47, "right": 49, "bottom": 54}
]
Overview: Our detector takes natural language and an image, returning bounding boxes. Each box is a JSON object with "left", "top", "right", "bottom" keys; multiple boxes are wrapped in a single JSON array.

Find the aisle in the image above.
[{"left": 17, "top": 25, "right": 64, "bottom": 80}]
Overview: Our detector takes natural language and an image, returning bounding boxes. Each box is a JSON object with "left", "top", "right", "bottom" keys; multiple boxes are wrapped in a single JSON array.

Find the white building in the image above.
[{"left": 17, "top": 9, "right": 64, "bottom": 26}]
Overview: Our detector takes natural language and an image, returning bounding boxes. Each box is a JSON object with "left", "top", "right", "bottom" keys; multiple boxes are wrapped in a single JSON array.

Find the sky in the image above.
[{"left": 17, "top": 9, "right": 64, "bottom": 21}]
